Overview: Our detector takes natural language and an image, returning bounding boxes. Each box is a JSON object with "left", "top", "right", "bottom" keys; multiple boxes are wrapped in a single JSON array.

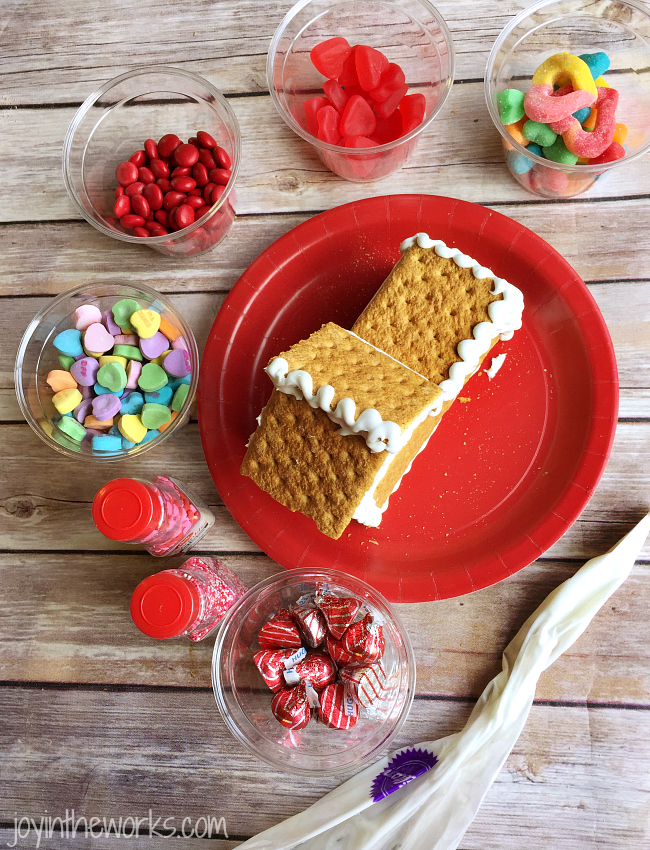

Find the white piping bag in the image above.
[{"left": 238, "top": 513, "right": 650, "bottom": 850}]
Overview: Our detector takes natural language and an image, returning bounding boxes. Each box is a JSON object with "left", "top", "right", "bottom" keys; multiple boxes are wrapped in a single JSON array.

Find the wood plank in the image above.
[
  {"left": 0, "top": 688, "right": 647, "bottom": 849},
  {"left": 0, "top": 552, "right": 648, "bottom": 706},
  {"left": 3, "top": 201, "right": 650, "bottom": 299},
  {"left": 2, "top": 86, "right": 649, "bottom": 227},
  {"left": 0, "top": 0, "right": 535, "bottom": 104}
]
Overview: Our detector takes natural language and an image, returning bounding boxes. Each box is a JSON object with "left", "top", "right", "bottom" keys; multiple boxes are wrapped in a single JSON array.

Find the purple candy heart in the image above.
[
  {"left": 80, "top": 385, "right": 93, "bottom": 400},
  {"left": 102, "top": 310, "right": 122, "bottom": 336},
  {"left": 70, "top": 356, "right": 99, "bottom": 387},
  {"left": 163, "top": 348, "right": 191, "bottom": 377},
  {"left": 84, "top": 428, "right": 104, "bottom": 441},
  {"left": 84, "top": 323, "right": 115, "bottom": 354},
  {"left": 74, "top": 400, "right": 94, "bottom": 424},
  {"left": 140, "top": 331, "right": 169, "bottom": 361},
  {"left": 92, "top": 393, "right": 122, "bottom": 420}
]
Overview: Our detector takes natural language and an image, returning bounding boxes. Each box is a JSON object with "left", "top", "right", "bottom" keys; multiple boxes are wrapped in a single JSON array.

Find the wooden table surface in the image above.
[{"left": 1, "top": 1, "right": 649, "bottom": 848}]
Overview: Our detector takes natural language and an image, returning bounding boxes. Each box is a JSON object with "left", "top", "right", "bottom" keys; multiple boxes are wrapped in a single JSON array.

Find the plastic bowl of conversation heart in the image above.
[
  {"left": 485, "top": 0, "right": 650, "bottom": 199},
  {"left": 15, "top": 281, "right": 199, "bottom": 461},
  {"left": 267, "top": 0, "right": 454, "bottom": 182},
  {"left": 212, "top": 568, "right": 415, "bottom": 776},
  {"left": 63, "top": 66, "right": 240, "bottom": 257}
]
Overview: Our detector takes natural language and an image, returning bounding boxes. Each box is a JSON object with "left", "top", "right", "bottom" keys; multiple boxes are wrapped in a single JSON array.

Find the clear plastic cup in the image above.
[
  {"left": 63, "top": 66, "right": 240, "bottom": 256},
  {"left": 267, "top": 0, "right": 454, "bottom": 182},
  {"left": 485, "top": 0, "right": 650, "bottom": 199},
  {"left": 15, "top": 281, "right": 199, "bottom": 461},
  {"left": 212, "top": 568, "right": 416, "bottom": 776}
]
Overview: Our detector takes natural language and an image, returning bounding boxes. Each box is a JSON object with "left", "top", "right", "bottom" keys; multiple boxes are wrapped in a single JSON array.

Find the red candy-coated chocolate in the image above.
[
  {"left": 113, "top": 195, "right": 131, "bottom": 218},
  {"left": 355, "top": 44, "right": 389, "bottom": 91},
  {"left": 129, "top": 150, "right": 146, "bottom": 167},
  {"left": 310, "top": 36, "right": 352, "bottom": 80},
  {"left": 316, "top": 594, "right": 361, "bottom": 639},
  {"left": 198, "top": 148, "right": 217, "bottom": 171},
  {"left": 144, "top": 138, "right": 158, "bottom": 160},
  {"left": 208, "top": 168, "right": 231, "bottom": 186},
  {"left": 125, "top": 181, "right": 145, "bottom": 197},
  {"left": 149, "top": 158, "right": 170, "bottom": 179},
  {"left": 185, "top": 195, "right": 206, "bottom": 210},
  {"left": 197, "top": 130, "right": 217, "bottom": 149},
  {"left": 340, "top": 95, "right": 376, "bottom": 137},
  {"left": 156, "top": 177, "right": 171, "bottom": 193},
  {"left": 175, "top": 204, "right": 195, "bottom": 229},
  {"left": 130, "top": 194, "right": 150, "bottom": 219},
  {"left": 211, "top": 185, "right": 226, "bottom": 205},
  {"left": 192, "top": 163, "right": 209, "bottom": 187},
  {"left": 317, "top": 104, "right": 342, "bottom": 144},
  {"left": 319, "top": 683, "right": 358, "bottom": 729},
  {"left": 304, "top": 96, "right": 331, "bottom": 136},
  {"left": 272, "top": 683, "right": 311, "bottom": 730},
  {"left": 115, "top": 161, "right": 138, "bottom": 186},
  {"left": 120, "top": 213, "right": 145, "bottom": 229},
  {"left": 143, "top": 183, "right": 163, "bottom": 211},
  {"left": 173, "top": 143, "right": 200, "bottom": 167},
  {"left": 163, "top": 190, "right": 187, "bottom": 211},
  {"left": 171, "top": 176, "right": 197, "bottom": 192},
  {"left": 157, "top": 134, "right": 181, "bottom": 158},
  {"left": 342, "top": 612, "right": 385, "bottom": 663},
  {"left": 154, "top": 209, "right": 169, "bottom": 227},
  {"left": 286, "top": 650, "right": 336, "bottom": 691},
  {"left": 254, "top": 648, "right": 302, "bottom": 692},
  {"left": 138, "top": 166, "right": 155, "bottom": 184},
  {"left": 258, "top": 608, "right": 302, "bottom": 649},
  {"left": 215, "top": 147, "right": 231, "bottom": 170},
  {"left": 132, "top": 226, "right": 150, "bottom": 237},
  {"left": 292, "top": 604, "right": 326, "bottom": 648}
]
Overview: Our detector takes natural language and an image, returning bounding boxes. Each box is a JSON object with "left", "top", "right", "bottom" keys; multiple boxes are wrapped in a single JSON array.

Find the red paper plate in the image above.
[{"left": 198, "top": 195, "right": 618, "bottom": 603}]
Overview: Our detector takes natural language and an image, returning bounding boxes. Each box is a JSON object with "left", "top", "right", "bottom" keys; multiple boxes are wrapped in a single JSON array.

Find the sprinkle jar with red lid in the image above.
[
  {"left": 92, "top": 475, "right": 214, "bottom": 556},
  {"left": 130, "top": 556, "right": 248, "bottom": 641}
]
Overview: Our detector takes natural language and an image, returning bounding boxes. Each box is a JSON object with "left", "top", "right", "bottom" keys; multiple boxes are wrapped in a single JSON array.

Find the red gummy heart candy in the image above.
[
  {"left": 292, "top": 604, "right": 327, "bottom": 648},
  {"left": 258, "top": 608, "right": 302, "bottom": 649},
  {"left": 323, "top": 79, "right": 349, "bottom": 115},
  {"left": 310, "top": 37, "right": 352, "bottom": 80},
  {"left": 344, "top": 135, "right": 380, "bottom": 148},
  {"left": 317, "top": 104, "right": 342, "bottom": 144},
  {"left": 355, "top": 44, "right": 389, "bottom": 91},
  {"left": 319, "top": 683, "right": 359, "bottom": 729},
  {"left": 338, "top": 46, "right": 359, "bottom": 86},
  {"left": 342, "top": 612, "right": 385, "bottom": 663},
  {"left": 375, "top": 83, "right": 409, "bottom": 119},
  {"left": 399, "top": 93, "right": 426, "bottom": 135},
  {"left": 271, "top": 682, "right": 311, "bottom": 730},
  {"left": 371, "top": 111, "right": 403, "bottom": 145},
  {"left": 304, "top": 95, "right": 331, "bottom": 136},
  {"left": 316, "top": 594, "right": 361, "bottom": 639},
  {"left": 369, "top": 63, "right": 406, "bottom": 102},
  {"left": 344, "top": 137, "right": 381, "bottom": 179},
  {"left": 340, "top": 95, "right": 376, "bottom": 138},
  {"left": 254, "top": 648, "right": 304, "bottom": 692}
]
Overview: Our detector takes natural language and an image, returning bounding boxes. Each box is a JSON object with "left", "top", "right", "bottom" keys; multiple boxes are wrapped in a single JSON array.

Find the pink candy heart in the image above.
[
  {"left": 73, "top": 304, "right": 103, "bottom": 331},
  {"left": 84, "top": 322, "right": 115, "bottom": 354}
]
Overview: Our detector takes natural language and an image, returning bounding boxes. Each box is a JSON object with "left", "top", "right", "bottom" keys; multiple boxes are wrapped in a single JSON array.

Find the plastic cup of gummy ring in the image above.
[
  {"left": 485, "top": 0, "right": 650, "bottom": 199},
  {"left": 212, "top": 568, "right": 415, "bottom": 776}
]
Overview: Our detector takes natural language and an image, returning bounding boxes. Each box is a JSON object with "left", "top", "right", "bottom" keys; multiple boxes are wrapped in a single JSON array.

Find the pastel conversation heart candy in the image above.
[
  {"left": 102, "top": 310, "right": 121, "bottom": 336},
  {"left": 91, "top": 434, "right": 122, "bottom": 453},
  {"left": 138, "top": 363, "right": 168, "bottom": 393},
  {"left": 92, "top": 393, "right": 122, "bottom": 421},
  {"left": 53, "top": 328, "right": 83, "bottom": 358},
  {"left": 163, "top": 348, "right": 191, "bottom": 378},
  {"left": 84, "top": 322, "right": 115, "bottom": 354},
  {"left": 96, "top": 362, "right": 127, "bottom": 393},
  {"left": 57, "top": 416, "right": 86, "bottom": 442},
  {"left": 72, "top": 304, "right": 102, "bottom": 331},
  {"left": 70, "top": 357, "right": 99, "bottom": 387},
  {"left": 120, "top": 391, "right": 145, "bottom": 415},
  {"left": 118, "top": 414, "right": 148, "bottom": 444},
  {"left": 46, "top": 370, "right": 77, "bottom": 393},
  {"left": 171, "top": 383, "right": 190, "bottom": 412},
  {"left": 52, "top": 387, "right": 82, "bottom": 414},
  {"left": 126, "top": 360, "right": 142, "bottom": 390},
  {"left": 139, "top": 331, "right": 169, "bottom": 360},
  {"left": 130, "top": 309, "right": 161, "bottom": 339},
  {"left": 258, "top": 609, "right": 302, "bottom": 649},
  {"left": 113, "top": 344, "right": 142, "bottom": 361},
  {"left": 144, "top": 386, "right": 173, "bottom": 406},
  {"left": 112, "top": 298, "right": 141, "bottom": 330},
  {"left": 140, "top": 402, "right": 171, "bottom": 430},
  {"left": 73, "top": 399, "right": 93, "bottom": 423}
]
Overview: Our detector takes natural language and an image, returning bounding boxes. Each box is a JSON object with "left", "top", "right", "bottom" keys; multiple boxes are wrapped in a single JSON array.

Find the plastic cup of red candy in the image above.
[
  {"left": 267, "top": 0, "right": 454, "bottom": 182},
  {"left": 485, "top": 0, "right": 650, "bottom": 199},
  {"left": 15, "top": 281, "right": 199, "bottom": 461},
  {"left": 63, "top": 67, "right": 240, "bottom": 257},
  {"left": 212, "top": 568, "right": 415, "bottom": 776}
]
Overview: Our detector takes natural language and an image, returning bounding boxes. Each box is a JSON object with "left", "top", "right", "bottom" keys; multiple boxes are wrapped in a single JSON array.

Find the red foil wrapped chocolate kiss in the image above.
[
  {"left": 292, "top": 604, "right": 327, "bottom": 648},
  {"left": 271, "top": 682, "right": 312, "bottom": 730},
  {"left": 342, "top": 613, "right": 385, "bottom": 663},
  {"left": 254, "top": 648, "right": 305, "bottom": 692},
  {"left": 325, "top": 632, "right": 357, "bottom": 665},
  {"left": 258, "top": 608, "right": 302, "bottom": 649},
  {"left": 339, "top": 662, "right": 388, "bottom": 708},
  {"left": 284, "top": 650, "right": 337, "bottom": 691},
  {"left": 316, "top": 594, "right": 361, "bottom": 639},
  {"left": 319, "top": 683, "right": 359, "bottom": 730}
]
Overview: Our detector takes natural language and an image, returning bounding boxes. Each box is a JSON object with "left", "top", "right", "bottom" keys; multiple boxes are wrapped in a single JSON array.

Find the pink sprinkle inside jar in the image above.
[
  {"left": 131, "top": 556, "right": 248, "bottom": 641},
  {"left": 92, "top": 475, "right": 214, "bottom": 556}
]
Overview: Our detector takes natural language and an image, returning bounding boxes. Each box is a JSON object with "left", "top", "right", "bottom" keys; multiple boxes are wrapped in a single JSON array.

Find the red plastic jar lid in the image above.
[
  {"left": 92, "top": 478, "right": 161, "bottom": 542},
  {"left": 130, "top": 572, "right": 200, "bottom": 639}
]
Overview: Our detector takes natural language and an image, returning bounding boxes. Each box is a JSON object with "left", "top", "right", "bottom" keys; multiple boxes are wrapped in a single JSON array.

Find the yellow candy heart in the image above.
[
  {"left": 99, "top": 355, "right": 128, "bottom": 368},
  {"left": 53, "top": 387, "right": 82, "bottom": 414},
  {"left": 118, "top": 414, "right": 148, "bottom": 443},
  {"left": 130, "top": 309, "right": 161, "bottom": 339}
]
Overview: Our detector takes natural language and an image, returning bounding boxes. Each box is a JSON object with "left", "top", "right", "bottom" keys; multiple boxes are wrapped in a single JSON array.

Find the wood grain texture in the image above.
[
  {"left": 0, "top": 552, "right": 647, "bottom": 706},
  {"left": 0, "top": 687, "right": 648, "bottom": 849}
]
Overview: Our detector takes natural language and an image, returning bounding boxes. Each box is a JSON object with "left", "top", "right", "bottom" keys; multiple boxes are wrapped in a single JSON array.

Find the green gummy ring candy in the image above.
[
  {"left": 171, "top": 383, "right": 190, "bottom": 412},
  {"left": 140, "top": 403, "right": 172, "bottom": 430},
  {"left": 57, "top": 416, "right": 87, "bottom": 442},
  {"left": 138, "top": 362, "right": 169, "bottom": 393},
  {"left": 113, "top": 344, "right": 143, "bottom": 361},
  {"left": 112, "top": 298, "right": 141, "bottom": 330},
  {"left": 97, "top": 362, "right": 127, "bottom": 392}
]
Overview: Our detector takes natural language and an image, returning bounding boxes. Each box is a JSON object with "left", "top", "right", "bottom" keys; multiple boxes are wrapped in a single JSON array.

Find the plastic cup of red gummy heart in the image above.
[
  {"left": 267, "top": 0, "right": 454, "bottom": 182},
  {"left": 212, "top": 568, "right": 415, "bottom": 776},
  {"left": 63, "top": 66, "right": 240, "bottom": 257}
]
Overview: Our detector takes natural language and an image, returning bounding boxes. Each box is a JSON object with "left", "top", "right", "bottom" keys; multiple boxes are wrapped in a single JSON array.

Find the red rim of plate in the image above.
[{"left": 198, "top": 194, "right": 618, "bottom": 602}]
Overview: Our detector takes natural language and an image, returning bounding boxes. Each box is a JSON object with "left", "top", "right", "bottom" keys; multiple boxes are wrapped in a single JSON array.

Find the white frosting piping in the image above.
[
  {"left": 399, "top": 233, "right": 524, "bottom": 405},
  {"left": 485, "top": 353, "right": 507, "bottom": 380}
]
